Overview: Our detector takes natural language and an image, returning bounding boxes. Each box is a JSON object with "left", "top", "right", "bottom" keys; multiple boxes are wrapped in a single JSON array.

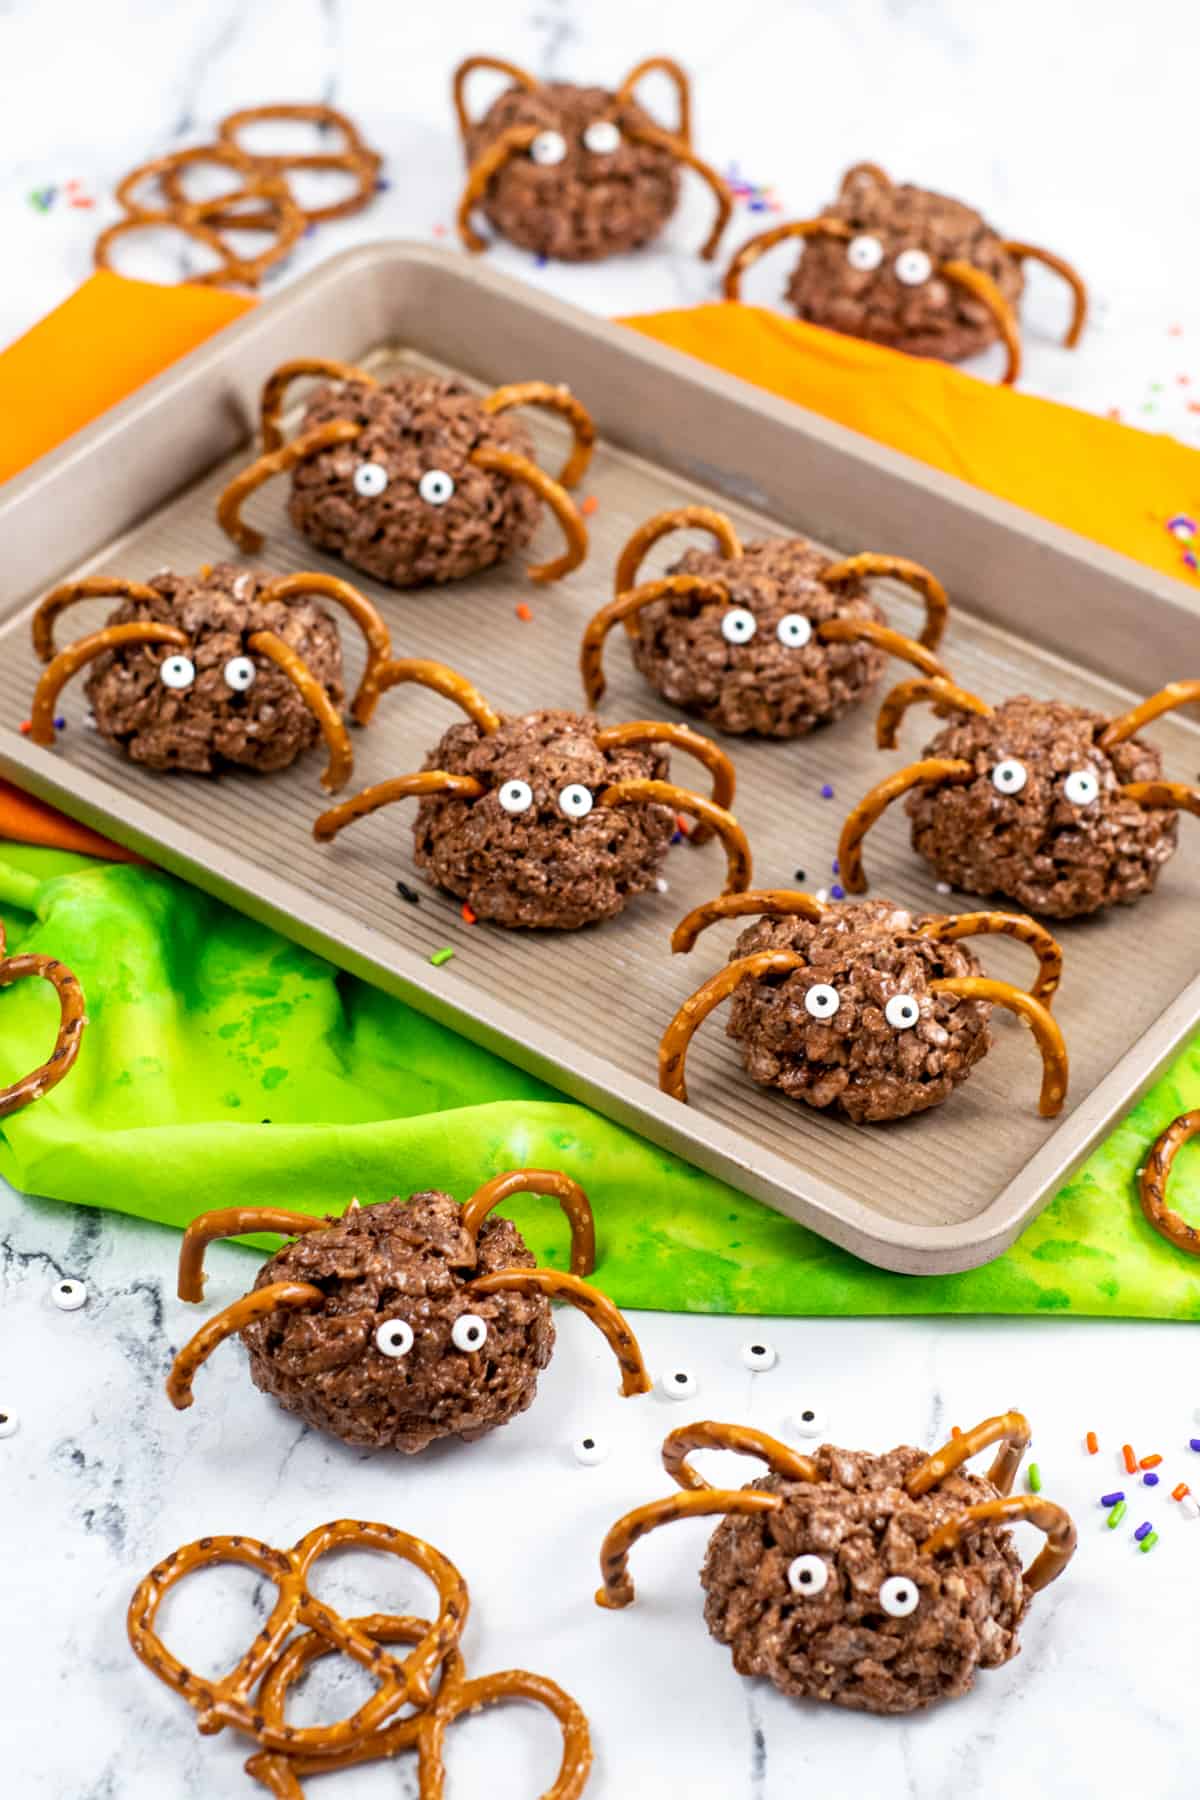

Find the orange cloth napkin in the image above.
[{"left": 0, "top": 780, "right": 143, "bottom": 862}]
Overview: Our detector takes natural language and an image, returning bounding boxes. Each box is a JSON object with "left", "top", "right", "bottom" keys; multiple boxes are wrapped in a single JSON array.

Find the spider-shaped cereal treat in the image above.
[
  {"left": 0, "top": 922, "right": 86, "bottom": 1120},
  {"left": 596, "top": 1415, "right": 1076, "bottom": 1715},
  {"left": 659, "top": 888, "right": 1067, "bottom": 1122},
  {"left": 166, "top": 1170, "right": 651, "bottom": 1453},
  {"left": 453, "top": 53, "right": 731, "bottom": 262},
  {"left": 724, "top": 162, "right": 1087, "bottom": 384},
  {"left": 839, "top": 675, "right": 1200, "bottom": 918},
  {"left": 312, "top": 656, "right": 752, "bottom": 929},
  {"left": 27, "top": 566, "right": 394, "bottom": 793},
  {"left": 580, "top": 505, "right": 951, "bottom": 737},
  {"left": 1139, "top": 1110, "right": 1200, "bottom": 1257},
  {"left": 217, "top": 357, "right": 594, "bottom": 588}
]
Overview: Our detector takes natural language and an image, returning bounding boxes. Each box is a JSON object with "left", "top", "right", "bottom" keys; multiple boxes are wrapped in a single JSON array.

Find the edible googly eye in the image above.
[
  {"left": 720, "top": 607, "right": 758, "bottom": 646},
  {"left": 660, "top": 1368, "right": 698, "bottom": 1401},
  {"left": 878, "top": 1575, "right": 920, "bottom": 1618},
  {"left": 418, "top": 469, "right": 455, "bottom": 506},
  {"left": 0, "top": 1410, "right": 18, "bottom": 1439},
  {"left": 223, "top": 656, "right": 257, "bottom": 693},
  {"left": 776, "top": 613, "right": 813, "bottom": 649},
  {"left": 894, "top": 248, "right": 933, "bottom": 286},
  {"left": 572, "top": 1432, "right": 609, "bottom": 1466},
  {"left": 1063, "top": 768, "right": 1100, "bottom": 806},
  {"left": 991, "top": 758, "right": 1028, "bottom": 796},
  {"left": 741, "top": 1341, "right": 777, "bottom": 1372},
  {"left": 374, "top": 1318, "right": 414, "bottom": 1358},
  {"left": 52, "top": 1279, "right": 87, "bottom": 1312},
  {"left": 353, "top": 461, "right": 389, "bottom": 498},
  {"left": 788, "top": 1404, "right": 826, "bottom": 1438},
  {"left": 451, "top": 1314, "right": 489, "bottom": 1353},
  {"left": 884, "top": 993, "right": 920, "bottom": 1031},
  {"left": 583, "top": 120, "right": 621, "bottom": 155},
  {"left": 558, "top": 783, "right": 594, "bottom": 819},
  {"left": 497, "top": 780, "right": 534, "bottom": 815},
  {"left": 787, "top": 1554, "right": 829, "bottom": 1597},
  {"left": 804, "top": 983, "right": 841, "bottom": 1021},
  {"left": 159, "top": 655, "right": 195, "bottom": 691},
  {"left": 530, "top": 130, "right": 568, "bottom": 166},
  {"left": 846, "top": 234, "right": 884, "bottom": 272}
]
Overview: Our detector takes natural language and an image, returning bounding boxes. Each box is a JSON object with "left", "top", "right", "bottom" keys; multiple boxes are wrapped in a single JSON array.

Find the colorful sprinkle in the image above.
[
  {"left": 1139, "top": 1531, "right": 1159, "bottom": 1553},
  {"left": 1143, "top": 1472, "right": 1160, "bottom": 1488},
  {"left": 429, "top": 947, "right": 455, "bottom": 967},
  {"left": 395, "top": 881, "right": 420, "bottom": 904},
  {"left": 1134, "top": 1520, "right": 1154, "bottom": 1541},
  {"left": 1027, "top": 1463, "right": 1043, "bottom": 1493},
  {"left": 830, "top": 884, "right": 845, "bottom": 900},
  {"left": 515, "top": 602, "right": 533, "bottom": 622},
  {"left": 1100, "top": 1491, "right": 1125, "bottom": 1507},
  {"left": 820, "top": 784, "right": 834, "bottom": 800},
  {"left": 18, "top": 721, "right": 31, "bottom": 735},
  {"left": 1140, "top": 1454, "right": 1163, "bottom": 1469},
  {"left": 460, "top": 902, "right": 477, "bottom": 926},
  {"left": 1172, "top": 1483, "right": 1190, "bottom": 1502},
  {"left": 1122, "top": 1444, "right": 1138, "bottom": 1474},
  {"left": 1189, "top": 1438, "right": 1200, "bottom": 1452},
  {"left": 54, "top": 716, "right": 65, "bottom": 730},
  {"left": 793, "top": 869, "right": 806, "bottom": 882},
  {"left": 675, "top": 813, "right": 692, "bottom": 836},
  {"left": 1182, "top": 1495, "right": 1200, "bottom": 1521},
  {"left": 432, "top": 222, "right": 447, "bottom": 237},
  {"left": 1086, "top": 1431, "right": 1099, "bottom": 1455},
  {"left": 1107, "top": 1500, "right": 1127, "bottom": 1528},
  {"left": 580, "top": 495, "right": 599, "bottom": 517},
  {"left": 27, "top": 186, "right": 55, "bottom": 212}
]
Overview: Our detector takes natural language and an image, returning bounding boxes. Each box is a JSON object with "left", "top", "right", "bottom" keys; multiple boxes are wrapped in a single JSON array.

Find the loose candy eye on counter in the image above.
[
  {"left": 0, "top": 1410, "right": 19, "bottom": 1439},
  {"left": 660, "top": 1369, "right": 699, "bottom": 1401},
  {"left": 573, "top": 1433, "right": 610, "bottom": 1467},
  {"left": 787, "top": 1404, "right": 827, "bottom": 1439},
  {"left": 52, "top": 1279, "right": 88, "bottom": 1312},
  {"left": 740, "top": 1341, "right": 777, "bottom": 1373}
]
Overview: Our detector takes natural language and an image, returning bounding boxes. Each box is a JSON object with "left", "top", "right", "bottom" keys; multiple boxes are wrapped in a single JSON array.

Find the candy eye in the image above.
[
  {"left": 660, "top": 1367, "right": 698, "bottom": 1401},
  {"left": 991, "top": 758, "right": 1028, "bottom": 796},
  {"left": 884, "top": 993, "right": 920, "bottom": 1031},
  {"left": 530, "top": 130, "right": 567, "bottom": 166},
  {"left": 52, "top": 1279, "right": 87, "bottom": 1312},
  {"left": 776, "top": 613, "right": 813, "bottom": 649},
  {"left": 497, "top": 779, "right": 534, "bottom": 815},
  {"left": 787, "top": 1554, "right": 829, "bottom": 1597},
  {"left": 451, "top": 1314, "right": 489, "bottom": 1352},
  {"left": 1063, "top": 768, "right": 1099, "bottom": 806},
  {"left": 0, "top": 1409, "right": 18, "bottom": 1438},
  {"left": 583, "top": 120, "right": 621, "bottom": 155},
  {"left": 374, "top": 1319, "right": 414, "bottom": 1358},
  {"left": 894, "top": 248, "right": 933, "bottom": 286},
  {"left": 878, "top": 1575, "right": 920, "bottom": 1618},
  {"left": 223, "top": 656, "right": 257, "bottom": 692},
  {"left": 418, "top": 469, "right": 455, "bottom": 506},
  {"left": 558, "top": 783, "right": 594, "bottom": 819},
  {"left": 159, "top": 654, "right": 195, "bottom": 691},
  {"left": 741, "top": 1341, "right": 777, "bottom": 1372},
  {"left": 353, "top": 461, "right": 389, "bottom": 498},
  {"left": 846, "top": 234, "right": 884, "bottom": 272},
  {"left": 804, "top": 983, "right": 840, "bottom": 1021},
  {"left": 572, "top": 1432, "right": 609, "bottom": 1466},
  {"left": 720, "top": 608, "right": 758, "bottom": 646},
  {"left": 788, "top": 1403, "right": 827, "bottom": 1438}
]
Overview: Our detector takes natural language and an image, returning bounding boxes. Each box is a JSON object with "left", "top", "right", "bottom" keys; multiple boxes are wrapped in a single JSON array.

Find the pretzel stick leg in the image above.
[
  {"left": 820, "top": 554, "right": 950, "bottom": 651},
  {"left": 599, "top": 779, "right": 752, "bottom": 893},
  {"left": 255, "top": 573, "right": 392, "bottom": 725},
  {"left": 456, "top": 124, "right": 540, "bottom": 252},
  {"left": 177, "top": 1206, "right": 326, "bottom": 1303},
  {"left": 659, "top": 950, "right": 806, "bottom": 1103},
  {"left": 921, "top": 1494, "right": 1077, "bottom": 1593},
  {"left": 482, "top": 381, "right": 596, "bottom": 488},
  {"left": 0, "top": 954, "right": 87, "bottom": 1119},
  {"left": 580, "top": 576, "right": 731, "bottom": 703},
  {"left": 662, "top": 1420, "right": 817, "bottom": 1492},
  {"left": 246, "top": 630, "right": 352, "bottom": 793},
  {"left": 930, "top": 978, "right": 1068, "bottom": 1117},
  {"left": 596, "top": 1489, "right": 783, "bottom": 1610},
  {"left": 29, "top": 622, "right": 190, "bottom": 746},
  {"left": 1002, "top": 240, "right": 1088, "bottom": 347},
  {"left": 460, "top": 1170, "right": 596, "bottom": 1277},
  {"left": 907, "top": 1410, "right": 1032, "bottom": 1498},
  {"left": 166, "top": 1282, "right": 323, "bottom": 1409},
  {"left": 615, "top": 506, "right": 742, "bottom": 600},
  {"left": 616, "top": 55, "right": 693, "bottom": 144},
  {"left": 670, "top": 889, "right": 826, "bottom": 956},
  {"left": 876, "top": 676, "right": 993, "bottom": 750},
  {"left": 623, "top": 120, "right": 732, "bottom": 260},
  {"left": 1139, "top": 1109, "right": 1200, "bottom": 1257},
  {"left": 594, "top": 719, "right": 735, "bottom": 844},
  {"left": 921, "top": 911, "right": 1065, "bottom": 1006},
  {"left": 940, "top": 259, "right": 1022, "bottom": 384},
  {"left": 258, "top": 357, "right": 374, "bottom": 452},
  {"left": 313, "top": 771, "right": 484, "bottom": 844},
  {"left": 469, "top": 1268, "right": 651, "bottom": 1397},
  {"left": 31, "top": 578, "right": 164, "bottom": 663},
  {"left": 451, "top": 55, "right": 539, "bottom": 141},
  {"left": 1119, "top": 781, "right": 1200, "bottom": 818},
  {"left": 1099, "top": 681, "right": 1200, "bottom": 749},
  {"left": 837, "top": 758, "right": 975, "bottom": 893},
  {"left": 816, "top": 617, "right": 947, "bottom": 677},
  {"left": 723, "top": 218, "right": 850, "bottom": 300},
  {"left": 216, "top": 420, "right": 363, "bottom": 554},
  {"left": 372, "top": 658, "right": 501, "bottom": 734},
  {"left": 469, "top": 444, "right": 588, "bottom": 582}
]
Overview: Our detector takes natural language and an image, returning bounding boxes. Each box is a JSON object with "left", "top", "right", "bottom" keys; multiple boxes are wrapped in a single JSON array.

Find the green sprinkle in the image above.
[
  {"left": 1140, "top": 1530, "right": 1159, "bottom": 1553},
  {"left": 429, "top": 947, "right": 455, "bottom": 967},
  {"left": 1028, "top": 1462, "right": 1043, "bottom": 1493},
  {"left": 1107, "top": 1499, "right": 1127, "bottom": 1528}
]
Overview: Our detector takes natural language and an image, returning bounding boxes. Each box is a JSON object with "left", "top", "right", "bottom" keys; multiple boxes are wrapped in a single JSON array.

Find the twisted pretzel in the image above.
[
  {"left": 876, "top": 675, "right": 993, "bottom": 748},
  {"left": 1139, "top": 1109, "right": 1200, "bottom": 1256},
  {"left": 468, "top": 444, "right": 588, "bottom": 581},
  {"left": 597, "top": 779, "right": 752, "bottom": 893},
  {"left": 176, "top": 1206, "right": 325, "bottom": 1303},
  {"left": 907, "top": 1410, "right": 1032, "bottom": 1498},
  {"left": 214, "top": 103, "right": 382, "bottom": 225},
  {"left": 482, "top": 380, "right": 596, "bottom": 488},
  {"left": 921, "top": 1495, "right": 1077, "bottom": 1594},
  {"left": 670, "top": 888, "right": 827, "bottom": 955},
  {"left": 1099, "top": 681, "right": 1200, "bottom": 750},
  {"left": 918, "top": 911, "right": 1064, "bottom": 1005},
  {"left": 659, "top": 950, "right": 807, "bottom": 1103},
  {"left": 1002, "top": 240, "right": 1088, "bottom": 348},
  {"left": 820, "top": 553, "right": 949, "bottom": 651},
  {"left": 217, "top": 420, "right": 365, "bottom": 555},
  {"left": 927, "top": 978, "right": 1068, "bottom": 1116},
  {"left": 313, "top": 772, "right": 485, "bottom": 844},
  {"left": 459, "top": 1168, "right": 597, "bottom": 1276},
  {"left": 723, "top": 217, "right": 852, "bottom": 300},
  {"left": 29, "top": 622, "right": 190, "bottom": 746},
  {"left": 940, "top": 259, "right": 1022, "bottom": 384},
  {"left": 0, "top": 927, "right": 87, "bottom": 1120},
  {"left": 661, "top": 1420, "right": 818, "bottom": 1492},
  {"left": 468, "top": 1269, "right": 651, "bottom": 1397},
  {"left": 101, "top": 147, "right": 305, "bottom": 288},
  {"left": 596, "top": 1488, "right": 783, "bottom": 1611},
  {"left": 838, "top": 758, "right": 975, "bottom": 893}
]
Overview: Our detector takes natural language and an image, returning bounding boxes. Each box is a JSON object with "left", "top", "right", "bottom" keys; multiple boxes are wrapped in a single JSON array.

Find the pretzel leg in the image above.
[
  {"left": 920, "top": 911, "right": 1065, "bottom": 1006},
  {"left": 313, "top": 771, "right": 484, "bottom": 845},
  {"left": 451, "top": 54, "right": 539, "bottom": 140},
  {"left": 482, "top": 381, "right": 596, "bottom": 488},
  {"left": 876, "top": 676, "right": 993, "bottom": 749},
  {"left": 216, "top": 419, "right": 363, "bottom": 554},
  {"left": 166, "top": 1283, "right": 323, "bottom": 1409},
  {"left": 659, "top": 950, "right": 806, "bottom": 1103},
  {"left": 929, "top": 978, "right": 1068, "bottom": 1116},
  {"left": 460, "top": 1169, "right": 596, "bottom": 1277},
  {"left": 615, "top": 506, "right": 742, "bottom": 599},
  {"left": 0, "top": 953, "right": 87, "bottom": 1119},
  {"left": 907, "top": 1410, "right": 1033, "bottom": 1498},
  {"left": 29, "top": 621, "right": 191, "bottom": 746},
  {"left": 723, "top": 217, "right": 851, "bottom": 300},
  {"left": 596, "top": 1488, "right": 783, "bottom": 1610},
  {"left": 456, "top": 123, "right": 540, "bottom": 252},
  {"left": 816, "top": 617, "right": 947, "bottom": 676},
  {"left": 670, "top": 888, "right": 827, "bottom": 955},
  {"left": 255, "top": 572, "right": 392, "bottom": 725},
  {"left": 176, "top": 1206, "right": 326, "bottom": 1303},
  {"left": 622, "top": 120, "right": 732, "bottom": 260},
  {"left": 468, "top": 1269, "right": 651, "bottom": 1397},
  {"left": 838, "top": 758, "right": 975, "bottom": 893},
  {"left": 246, "top": 630, "right": 353, "bottom": 793},
  {"left": 31, "top": 578, "right": 164, "bottom": 662},
  {"left": 940, "top": 259, "right": 1022, "bottom": 384},
  {"left": 820, "top": 555, "right": 950, "bottom": 651},
  {"left": 1002, "top": 240, "right": 1088, "bottom": 348},
  {"left": 418, "top": 1668, "right": 593, "bottom": 1800},
  {"left": 580, "top": 576, "right": 731, "bottom": 703},
  {"left": 1120, "top": 780, "right": 1200, "bottom": 818},
  {"left": 599, "top": 779, "right": 752, "bottom": 893},
  {"left": 662, "top": 1421, "right": 817, "bottom": 1492},
  {"left": 372, "top": 658, "right": 501, "bottom": 734},
  {"left": 257, "top": 358, "right": 374, "bottom": 451},
  {"left": 594, "top": 719, "right": 736, "bottom": 844},
  {"left": 1100, "top": 681, "right": 1200, "bottom": 749},
  {"left": 1139, "top": 1109, "right": 1200, "bottom": 1257},
  {"left": 616, "top": 55, "right": 693, "bottom": 144},
  {"left": 921, "top": 1494, "right": 1077, "bottom": 1593},
  {"left": 469, "top": 444, "right": 587, "bottom": 582}
]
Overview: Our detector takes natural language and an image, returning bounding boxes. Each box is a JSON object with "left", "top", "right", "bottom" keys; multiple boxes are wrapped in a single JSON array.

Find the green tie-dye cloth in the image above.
[{"left": 1, "top": 846, "right": 1197, "bottom": 1317}]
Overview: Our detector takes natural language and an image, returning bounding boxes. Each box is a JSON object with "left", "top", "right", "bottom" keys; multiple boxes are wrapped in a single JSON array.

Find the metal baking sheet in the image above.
[{"left": 1, "top": 243, "right": 1197, "bottom": 1275}]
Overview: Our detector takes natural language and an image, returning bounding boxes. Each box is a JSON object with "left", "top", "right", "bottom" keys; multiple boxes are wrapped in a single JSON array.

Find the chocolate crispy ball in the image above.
[
  {"left": 908, "top": 697, "right": 1177, "bottom": 918},
  {"left": 84, "top": 564, "right": 343, "bottom": 776},
  {"left": 702, "top": 1443, "right": 1027, "bottom": 1714},
  {"left": 240, "top": 1193, "right": 553, "bottom": 1454},
  {"left": 788, "top": 178, "right": 1023, "bottom": 363},
  {"left": 413, "top": 708, "right": 675, "bottom": 929},
  {"left": 289, "top": 373, "right": 542, "bottom": 588},
  {"left": 725, "top": 901, "right": 990, "bottom": 1122},
  {"left": 467, "top": 82, "right": 680, "bottom": 261},
  {"left": 635, "top": 538, "right": 886, "bottom": 737}
]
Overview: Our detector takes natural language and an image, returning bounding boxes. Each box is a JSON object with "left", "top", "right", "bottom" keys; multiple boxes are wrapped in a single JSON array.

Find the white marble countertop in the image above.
[{"left": 3, "top": 2, "right": 1200, "bottom": 1795}]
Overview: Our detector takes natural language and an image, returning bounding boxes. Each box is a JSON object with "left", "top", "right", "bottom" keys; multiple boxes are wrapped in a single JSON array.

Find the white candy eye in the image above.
[
  {"left": 884, "top": 993, "right": 920, "bottom": 1031},
  {"left": 804, "top": 983, "right": 841, "bottom": 1021},
  {"left": 776, "top": 613, "right": 813, "bottom": 649},
  {"left": 159, "top": 654, "right": 195, "bottom": 691},
  {"left": 878, "top": 1575, "right": 920, "bottom": 1618},
  {"left": 741, "top": 1340, "right": 777, "bottom": 1372},
  {"left": 583, "top": 120, "right": 621, "bottom": 155},
  {"left": 1063, "top": 768, "right": 1099, "bottom": 806},
  {"left": 375, "top": 1318, "right": 414, "bottom": 1358},
  {"left": 894, "top": 248, "right": 933, "bottom": 286},
  {"left": 418, "top": 469, "right": 455, "bottom": 506},
  {"left": 498, "top": 779, "right": 534, "bottom": 815},
  {"left": 991, "top": 758, "right": 1028, "bottom": 796},
  {"left": 0, "top": 1409, "right": 18, "bottom": 1439},
  {"left": 530, "top": 130, "right": 567, "bottom": 166},
  {"left": 223, "top": 656, "right": 257, "bottom": 692},
  {"left": 558, "top": 782, "right": 594, "bottom": 819},
  {"left": 847, "top": 234, "right": 884, "bottom": 272},
  {"left": 787, "top": 1554, "right": 829, "bottom": 1597},
  {"left": 720, "top": 607, "right": 758, "bottom": 646},
  {"left": 451, "top": 1313, "right": 489, "bottom": 1352},
  {"left": 788, "top": 1403, "right": 826, "bottom": 1438},
  {"left": 52, "top": 1279, "right": 88, "bottom": 1311},
  {"left": 573, "top": 1432, "right": 609, "bottom": 1466},
  {"left": 353, "top": 461, "right": 389, "bottom": 498},
  {"left": 660, "top": 1368, "right": 698, "bottom": 1401}
]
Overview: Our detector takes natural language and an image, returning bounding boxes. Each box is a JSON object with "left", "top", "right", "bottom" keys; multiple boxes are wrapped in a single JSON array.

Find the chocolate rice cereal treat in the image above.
[
  {"left": 581, "top": 505, "right": 951, "bottom": 737},
  {"left": 725, "top": 161, "right": 1087, "bottom": 383},
  {"left": 659, "top": 889, "right": 1067, "bottom": 1122},
  {"left": 217, "top": 358, "right": 594, "bottom": 588},
  {"left": 453, "top": 54, "right": 731, "bottom": 262},
  {"left": 312, "top": 656, "right": 752, "bottom": 930},
  {"left": 840, "top": 675, "right": 1200, "bottom": 918},
  {"left": 27, "top": 564, "right": 394, "bottom": 792},
  {"left": 597, "top": 1415, "right": 1076, "bottom": 1716},
  {"left": 166, "top": 1170, "right": 650, "bottom": 1454}
]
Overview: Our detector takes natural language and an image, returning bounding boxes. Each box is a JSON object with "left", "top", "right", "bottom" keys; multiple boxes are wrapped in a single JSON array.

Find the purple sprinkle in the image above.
[
  {"left": 376, "top": 178, "right": 391, "bottom": 192},
  {"left": 820, "top": 784, "right": 834, "bottom": 800},
  {"left": 1143, "top": 1471, "right": 1160, "bottom": 1487},
  {"left": 830, "top": 884, "right": 846, "bottom": 900},
  {"left": 53, "top": 716, "right": 65, "bottom": 729},
  {"left": 1134, "top": 1520, "right": 1153, "bottom": 1541},
  {"left": 749, "top": 199, "right": 767, "bottom": 212},
  {"left": 1191, "top": 1439, "right": 1200, "bottom": 1452},
  {"left": 1185, "top": 551, "right": 1199, "bottom": 571},
  {"left": 535, "top": 254, "right": 548, "bottom": 268},
  {"left": 671, "top": 830, "right": 684, "bottom": 845},
  {"left": 1100, "top": 1491, "right": 1125, "bottom": 1507},
  {"left": 832, "top": 858, "right": 840, "bottom": 874}
]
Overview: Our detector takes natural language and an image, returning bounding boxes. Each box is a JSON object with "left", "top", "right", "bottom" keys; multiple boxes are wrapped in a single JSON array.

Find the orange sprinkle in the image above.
[
  {"left": 674, "top": 813, "right": 692, "bottom": 836},
  {"left": 1140, "top": 1453, "right": 1163, "bottom": 1470},
  {"left": 460, "top": 902, "right": 477, "bottom": 926},
  {"left": 18, "top": 720, "right": 31, "bottom": 735},
  {"left": 515, "top": 602, "right": 533, "bottom": 622},
  {"left": 1122, "top": 1444, "right": 1137, "bottom": 1473},
  {"left": 580, "top": 495, "right": 599, "bottom": 517},
  {"left": 1085, "top": 1431, "right": 1099, "bottom": 1455},
  {"left": 1172, "top": 1483, "right": 1190, "bottom": 1502}
]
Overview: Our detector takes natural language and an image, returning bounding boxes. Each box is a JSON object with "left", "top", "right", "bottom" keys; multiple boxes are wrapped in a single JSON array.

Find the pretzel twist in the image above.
[
  {"left": 1099, "top": 681, "right": 1200, "bottom": 749},
  {"left": 615, "top": 56, "right": 693, "bottom": 144},
  {"left": 0, "top": 944, "right": 87, "bottom": 1120},
  {"left": 596, "top": 1488, "right": 783, "bottom": 1610},
  {"left": 483, "top": 381, "right": 596, "bottom": 488},
  {"left": 670, "top": 888, "right": 827, "bottom": 955},
  {"left": 30, "top": 621, "right": 191, "bottom": 746},
  {"left": 580, "top": 577, "right": 732, "bottom": 703},
  {"left": 255, "top": 573, "right": 392, "bottom": 725},
  {"left": 456, "top": 123, "right": 541, "bottom": 252},
  {"left": 940, "top": 259, "right": 1023, "bottom": 384},
  {"left": 468, "top": 444, "right": 588, "bottom": 582},
  {"left": 371, "top": 657, "right": 502, "bottom": 734},
  {"left": 621, "top": 118, "right": 731, "bottom": 260},
  {"left": 659, "top": 950, "right": 807, "bottom": 1103},
  {"left": 921, "top": 1494, "right": 1077, "bottom": 1594},
  {"left": 217, "top": 420, "right": 364, "bottom": 554},
  {"left": 166, "top": 1283, "right": 324, "bottom": 1410},
  {"left": 594, "top": 719, "right": 736, "bottom": 844},
  {"left": 93, "top": 212, "right": 249, "bottom": 285},
  {"left": 1002, "top": 240, "right": 1088, "bottom": 348},
  {"left": 31, "top": 578, "right": 165, "bottom": 663},
  {"left": 598, "top": 780, "right": 752, "bottom": 893},
  {"left": 615, "top": 506, "right": 743, "bottom": 599},
  {"left": 214, "top": 104, "right": 382, "bottom": 226},
  {"left": 452, "top": 54, "right": 540, "bottom": 141},
  {"left": 459, "top": 1169, "right": 597, "bottom": 1277},
  {"left": 815, "top": 617, "right": 947, "bottom": 677},
  {"left": 1139, "top": 1109, "right": 1200, "bottom": 1256},
  {"left": 468, "top": 1268, "right": 651, "bottom": 1397},
  {"left": 246, "top": 630, "right": 353, "bottom": 792},
  {"left": 919, "top": 911, "right": 1064, "bottom": 1006},
  {"left": 103, "top": 147, "right": 306, "bottom": 288},
  {"left": 176, "top": 1206, "right": 325, "bottom": 1304},
  {"left": 723, "top": 217, "right": 852, "bottom": 300},
  {"left": 820, "top": 553, "right": 950, "bottom": 651},
  {"left": 662, "top": 1420, "right": 818, "bottom": 1492},
  {"left": 838, "top": 758, "right": 976, "bottom": 893},
  {"left": 876, "top": 675, "right": 993, "bottom": 749},
  {"left": 259, "top": 358, "right": 376, "bottom": 454},
  {"left": 313, "top": 772, "right": 486, "bottom": 845},
  {"left": 928, "top": 978, "right": 1068, "bottom": 1116},
  {"left": 907, "top": 1410, "right": 1032, "bottom": 1498}
]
